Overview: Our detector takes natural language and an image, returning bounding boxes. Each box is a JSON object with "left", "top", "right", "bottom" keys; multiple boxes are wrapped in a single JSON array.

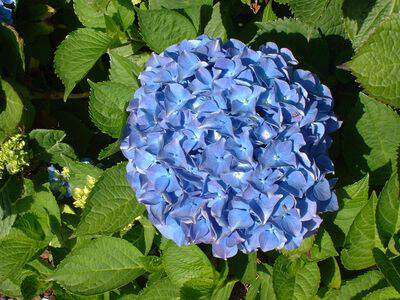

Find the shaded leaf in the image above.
[
  {"left": 373, "top": 248, "right": 400, "bottom": 293},
  {"left": 377, "top": 172, "right": 400, "bottom": 246}
]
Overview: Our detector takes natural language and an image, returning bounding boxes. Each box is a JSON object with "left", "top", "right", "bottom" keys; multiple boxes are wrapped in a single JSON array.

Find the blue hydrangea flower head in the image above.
[
  {"left": 0, "top": 0, "right": 15, "bottom": 24},
  {"left": 121, "top": 36, "right": 341, "bottom": 259}
]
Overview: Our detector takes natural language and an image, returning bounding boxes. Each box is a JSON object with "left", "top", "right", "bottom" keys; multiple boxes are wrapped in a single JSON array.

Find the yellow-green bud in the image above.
[
  {"left": 0, "top": 134, "right": 29, "bottom": 179},
  {"left": 72, "top": 175, "right": 97, "bottom": 209}
]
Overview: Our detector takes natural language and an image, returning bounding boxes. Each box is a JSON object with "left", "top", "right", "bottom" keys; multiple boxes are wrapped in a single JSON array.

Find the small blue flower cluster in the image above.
[
  {"left": 0, "top": 0, "right": 15, "bottom": 24},
  {"left": 48, "top": 165, "right": 72, "bottom": 198},
  {"left": 121, "top": 36, "right": 341, "bottom": 259}
]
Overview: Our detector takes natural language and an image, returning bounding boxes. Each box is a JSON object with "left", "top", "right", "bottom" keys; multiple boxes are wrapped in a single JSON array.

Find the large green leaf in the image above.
[
  {"left": 88, "top": 80, "right": 134, "bottom": 138},
  {"left": 286, "top": 0, "right": 345, "bottom": 35},
  {"left": 204, "top": 2, "right": 229, "bottom": 41},
  {"left": 137, "top": 8, "right": 197, "bottom": 53},
  {"left": 246, "top": 264, "right": 276, "bottom": 300},
  {"left": 319, "top": 257, "right": 341, "bottom": 290},
  {"left": 149, "top": 0, "right": 212, "bottom": 9},
  {"left": 325, "top": 270, "right": 387, "bottom": 300},
  {"left": 341, "top": 192, "right": 383, "bottom": 270},
  {"left": 51, "top": 236, "right": 144, "bottom": 295},
  {"left": 364, "top": 287, "right": 400, "bottom": 300},
  {"left": 76, "top": 163, "right": 143, "bottom": 236},
  {"left": 108, "top": 51, "right": 148, "bottom": 87},
  {"left": 0, "top": 176, "right": 22, "bottom": 238},
  {"left": 377, "top": 172, "right": 400, "bottom": 246},
  {"left": 373, "top": 248, "right": 400, "bottom": 293},
  {"left": 343, "top": 0, "right": 400, "bottom": 48},
  {"left": 343, "top": 93, "right": 400, "bottom": 185},
  {"left": 163, "top": 242, "right": 216, "bottom": 288},
  {"left": 211, "top": 280, "right": 237, "bottom": 300},
  {"left": 349, "top": 15, "right": 400, "bottom": 108},
  {"left": 273, "top": 255, "right": 320, "bottom": 300},
  {"left": 29, "top": 129, "right": 77, "bottom": 164},
  {"left": 73, "top": 0, "right": 110, "bottom": 28},
  {"left": 14, "top": 185, "right": 61, "bottom": 244},
  {"left": 56, "top": 156, "right": 103, "bottom": 192},
  {"left": 0, "top": 80, "right": 34, "bottom": 143},
  {"left": 0, "top": 229, "right": 45, "bottom": 282},
  {"left": 0, "top": 24, "right": 25, "bottom": 76},
  {"left": 54, "top": 28, "right": 114, "bottom": 101},
  {"left": 333, "top": 174, "right": 369, "bottom": 241},
  {"left": 136, "top": 277, "right": 180, "bottom": 300},
  {"left": 310, "top": 228, "right": 338, "bottom": 261}
]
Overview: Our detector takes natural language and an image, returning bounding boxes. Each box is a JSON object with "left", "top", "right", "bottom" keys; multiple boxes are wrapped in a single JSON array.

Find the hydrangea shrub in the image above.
[{"left": 121, "top": 36, "right": 341, "bottom": 259}]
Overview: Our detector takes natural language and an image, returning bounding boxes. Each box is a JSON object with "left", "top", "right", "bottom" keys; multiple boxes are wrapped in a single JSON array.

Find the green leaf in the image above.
[
  {"left": 262, "top": 1, "right": 277, "bottom": 23},
  {"left": 310, "top": 229, "right": 338, "bottom": 261},
  {"left": 343, "top": 93, "right": 400, "bottom": 185},
  {"left": 137, "top": 8, "right": 197, "bottom": 53},
  {"left": 98, "top": 140, "right": 121, "bottom": 160},
  {"left": 341, "top": 192, "right": 383, "bottom": 270},
  {"left": 273, "top": 256, "right": 320, "bottom": 300},
  {"left": 139, "top": 217, "right": 156, "bottom": 255},
  {"left": 349, "top": 15, "right": 400, "bottom": 108},
  {"left": 0, "top": 24, "right": 25, "bottom": 76},
  {"left": 0, "top": 80, "right": 34, "bottom": 143},
  {"left": 343, "top": 0, "right": 400, "bottom": 49},
  {"left": 373, "top": 248, "right": 400, "bottom": 293},
  {"left": 0, "top": 229, "right": 45, "bottom": 282},
  {"left": 0, "top": 176, "right": 22, "bottom": 238},
  {"left": 211, "top": 280, "right": 237, "bottom": 300},
  {"left": 88, "top": 80, "right": 134, "bottom": 138},
  {"left": 112, "top": 0, "right": 136, "bottom": 31},
  {"left": 229, "top": 251, "right": 257, "bottom": 284},
  {"left": 327, "top": 270, "right": 387, "bottom": 300},
  {"left": 136, "top": 277, "right": 180, "bottom": 300},
  {"left": 204, "top": 2, "right": 229, "bottom": 41},
  {"left": 21, "top": 275, "right": 51, "bottom": 300},
  {"left": 76, "top": 163, "right": 143, "bottom": 236},
  {"left": 377, "top": 172, "right": 400, "bottom": 246},
  {"left": 57, "top": 157, "right": 103, "bottom": 191},
  {"left": 109, "top": 52, "right": 140, "bottom": 88},
  {"left": 246, "top": 265, "right": 276, "bottom": 300},
  {"left": 123, "top": 218, "right": 156, "bottom": 255},
  {"left": 73, "top": 0, "right": 110, "bottom": 28},
  {"left": 364, "top": 286, "right": 400, "bottom": 300},
  {"left": 14, "top": 185, "right": 61, "bottom": 244},
  {"left": 51, "top": 236, "right": 144, "bottom": 295},
  {"left": 180, "top": 278, "right": 215, "bottom": 299},
  {"left": 29, "top": 129, "right": 77, "bottom": 164},
  {"left": 14, "top": 213, "right": 46, "bottom": 241},
  {"left": 54, "top": 28, "right": 114, "bottom": 101},
  {"left": 319, "top": 257, "right": 341, "bottom": 290},
  {"left": 163, "top": 241, "right": 216, "bottom": 288},
  {"left": 286, "top": 0, "right": 345, "bottom": 35},
  {"left": 333, "top": 174, "right": 369, "bottom": 240},
  {"left": 149, "top": 0, "right": 212, "bottom": 9}
]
